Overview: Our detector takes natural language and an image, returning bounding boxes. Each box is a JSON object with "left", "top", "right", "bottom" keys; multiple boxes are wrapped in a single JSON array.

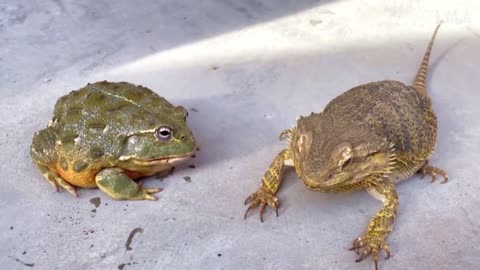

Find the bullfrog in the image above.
[{"left": 31, "top": 81, "right": 196, "bottom": 200}]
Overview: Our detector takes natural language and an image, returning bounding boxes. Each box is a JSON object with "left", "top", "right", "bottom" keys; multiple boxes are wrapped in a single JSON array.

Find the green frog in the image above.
[{"left": 31, "top": 81, "right": 196, "bottom": 200}]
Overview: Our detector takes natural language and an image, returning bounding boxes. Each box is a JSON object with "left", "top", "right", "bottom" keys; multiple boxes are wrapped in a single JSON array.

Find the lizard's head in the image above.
[{"left": 290, "top": 113, "right": 396, "bottom": 191}]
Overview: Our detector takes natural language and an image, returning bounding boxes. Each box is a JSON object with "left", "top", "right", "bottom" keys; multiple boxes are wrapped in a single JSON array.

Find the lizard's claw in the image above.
[
  {"left": 278, "top": 129, "right": 289, "bottom": 141},
  {"left": 349, "top": 233, "right": 391, "bottom": 270},
  {"left": 418, "top": 162, "right": 448, "bottom": 184},
  {"left": 244, "top": 187, "right": 279, "bottom": 222}
]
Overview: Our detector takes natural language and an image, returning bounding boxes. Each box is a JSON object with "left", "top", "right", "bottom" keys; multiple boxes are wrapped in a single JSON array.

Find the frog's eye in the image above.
[{"left": 155, "top": 126, "right": 172, "bottom": 141}]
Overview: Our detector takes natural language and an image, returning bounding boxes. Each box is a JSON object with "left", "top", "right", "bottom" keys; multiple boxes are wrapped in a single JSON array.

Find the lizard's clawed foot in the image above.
[
  {"left": 349, "top": 233, "right": 391, "bottom": 270},
  {"left": 244, "top": 187, "right": 279, "bottom": 222},
  {"left": 418, "top": 162, "right": 448, "bottom": 184}
]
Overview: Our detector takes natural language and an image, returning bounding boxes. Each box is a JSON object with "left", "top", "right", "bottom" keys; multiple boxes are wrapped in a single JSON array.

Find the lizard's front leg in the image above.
[
  {"left": 350, "top": 181, "right": 399, "bottom": 270},
  {"left": 244, "top": 149, "right": 293, "bottom": 222}
]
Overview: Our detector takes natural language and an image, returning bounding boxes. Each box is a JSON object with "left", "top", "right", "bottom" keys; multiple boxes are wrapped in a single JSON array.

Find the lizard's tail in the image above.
[{"left": 412, "top": 23, "right": 442, "bottom": 96}]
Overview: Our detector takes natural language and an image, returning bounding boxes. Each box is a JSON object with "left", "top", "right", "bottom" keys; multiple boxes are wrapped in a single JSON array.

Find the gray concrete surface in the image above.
[{"left": 1, "top": 1, "right": 479, "bottom": 269}]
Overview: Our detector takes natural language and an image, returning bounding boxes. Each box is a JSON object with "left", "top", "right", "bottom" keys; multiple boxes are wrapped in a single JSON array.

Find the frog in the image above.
[{"left": 30, "top": 81, "right": 196, "bottom": 200}]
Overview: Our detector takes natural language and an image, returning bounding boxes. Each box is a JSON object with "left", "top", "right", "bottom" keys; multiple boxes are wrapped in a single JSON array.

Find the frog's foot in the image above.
[
  {"left": 35, "top": 163, "right": 77, "bottom": 196},
  {"left": 349, "top": 232, "right": 391, "bottom": 270},
  {"left": 244, "top": 186, "right": 279, "bottom": 222},
  {"left": 96, "top": 168, "right": 162, "bottom": 201},
  {"left": 418, "top": 161, "right": 448, "bottom": 184}
]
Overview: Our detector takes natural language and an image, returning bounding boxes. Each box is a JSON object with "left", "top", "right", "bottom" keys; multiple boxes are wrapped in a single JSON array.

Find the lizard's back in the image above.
[{"left": 323, "top": 80, "right": 437, "bottom": 182}]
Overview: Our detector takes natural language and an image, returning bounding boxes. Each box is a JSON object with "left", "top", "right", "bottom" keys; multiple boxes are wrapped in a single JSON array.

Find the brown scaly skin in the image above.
[{"left": 244, "top": 24, "right": 448, "bottom": 269}]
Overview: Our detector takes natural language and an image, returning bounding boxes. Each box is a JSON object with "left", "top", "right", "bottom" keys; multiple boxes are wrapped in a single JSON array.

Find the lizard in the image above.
[{"left": 244, "top": 24, "right": 448, "bottom": 269}]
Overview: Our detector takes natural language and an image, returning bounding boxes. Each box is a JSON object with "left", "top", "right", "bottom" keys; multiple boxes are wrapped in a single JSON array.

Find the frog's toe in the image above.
[
  {"left": 56, "top": 177, "right": 78, "bottom": 197},
  {"left": 36, "top": 163, "right": 77, "bottom": 196},
  {"left": 128, "top": 187, "right": 162, "bottom": 201},
  {"left": 138, "top": 187, "right": 163, "bottom": 200},
  {"left": 45, "top": 174, "right": 59, "bottom": 192},
  {"left": 142, "top": 193, "right": 158, "bottom": 201},
  {"left": 143, "top": 187, "right": 163, "bottom": 194}
]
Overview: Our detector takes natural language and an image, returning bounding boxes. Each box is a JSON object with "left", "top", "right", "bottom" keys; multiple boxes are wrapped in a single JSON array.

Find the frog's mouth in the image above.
[{"left": 127, "top": 151, "right": 196, "bottom": 166}]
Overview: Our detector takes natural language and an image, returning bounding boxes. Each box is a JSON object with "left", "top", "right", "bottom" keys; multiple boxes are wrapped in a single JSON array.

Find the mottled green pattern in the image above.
[
  {"left": 31, "top": 81, "right": 196, "bottom": 199},
  {"left": 50, "top": 81, "right": 194, "bottom": 164}
]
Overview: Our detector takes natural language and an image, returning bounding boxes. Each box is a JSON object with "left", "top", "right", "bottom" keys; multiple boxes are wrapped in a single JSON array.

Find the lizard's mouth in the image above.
[
  {"left": 320, "top": 171, "right": 352, "bottom": 187},
  {"left": 302, "top": 171, "right": 351, "bottom": 191}
]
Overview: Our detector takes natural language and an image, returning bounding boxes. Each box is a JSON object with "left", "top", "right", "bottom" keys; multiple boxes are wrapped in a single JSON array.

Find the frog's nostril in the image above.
[{"left": 180, "top": 134, "right": 186, "bottom": 140}]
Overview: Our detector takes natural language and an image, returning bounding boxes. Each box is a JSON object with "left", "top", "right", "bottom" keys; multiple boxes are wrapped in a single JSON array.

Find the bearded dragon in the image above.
[{"left": 244, "top": 24, "right": 448, "bottom": 270}]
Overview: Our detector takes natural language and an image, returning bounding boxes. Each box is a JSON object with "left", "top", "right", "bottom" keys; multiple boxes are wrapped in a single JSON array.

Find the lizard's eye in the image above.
[
  {"left": 339, "top": 157, "right": 353, "bottom": 170},
  {"left": 334, "top": 142, "right": 353, "bottom": 170}
]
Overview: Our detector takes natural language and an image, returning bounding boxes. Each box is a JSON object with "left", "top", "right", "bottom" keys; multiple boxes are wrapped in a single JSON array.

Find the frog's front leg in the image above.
[
  {"left": 350, "top": 181, "right": 398, "bottom": 270},
  {"left": 95, "top": 168, "right": 162, "bottom": 201},
  {"left": 244, "top": 149, "right": 293, "bottom": 222},
  {"left": 33, "top": 162, "right": 78, "bottom": 196}
]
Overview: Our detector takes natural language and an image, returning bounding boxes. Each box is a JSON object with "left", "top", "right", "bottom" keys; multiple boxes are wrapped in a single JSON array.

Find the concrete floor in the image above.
[{"left": 1, "top": 1, "right": 479, "bottom": 269}]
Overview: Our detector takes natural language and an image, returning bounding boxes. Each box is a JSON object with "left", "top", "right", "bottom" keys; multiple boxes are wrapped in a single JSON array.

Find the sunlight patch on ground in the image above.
[{"left": 108, "top": 1, "right": 473, "bottom": 76}]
